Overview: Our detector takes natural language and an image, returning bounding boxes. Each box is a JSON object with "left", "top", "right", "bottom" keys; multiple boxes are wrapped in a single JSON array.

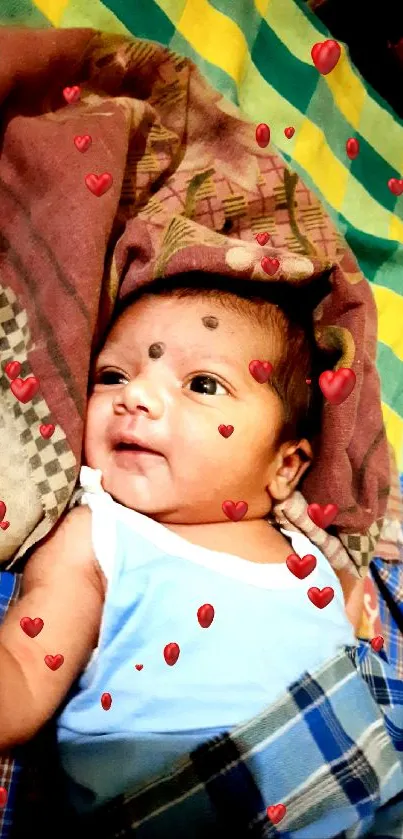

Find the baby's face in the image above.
[{"left": 84, "top": 294, "right": 285, "bottom": 523}]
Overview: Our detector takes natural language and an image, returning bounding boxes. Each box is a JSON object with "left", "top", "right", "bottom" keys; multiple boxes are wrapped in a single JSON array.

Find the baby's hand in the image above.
[{"left": 0, "top": 505, "right": 103, "bottom": 750}]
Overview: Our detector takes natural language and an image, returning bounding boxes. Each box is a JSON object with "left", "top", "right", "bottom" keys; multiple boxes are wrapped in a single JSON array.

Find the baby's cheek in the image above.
[{"left": 84, "top": 400, "right": 108, "bottom": 455}]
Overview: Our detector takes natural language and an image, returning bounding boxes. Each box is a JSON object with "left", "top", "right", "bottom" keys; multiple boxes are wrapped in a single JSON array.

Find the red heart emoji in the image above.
[
  {"left": 319, "top": 368, "right": 356, "bottom": 405},
  {"left": 371, "top": 635, "right": 384, "bottom": 653},
  {"left": 101, "top": 692, "right": 112, "bottom": 710},
  {"left": 222, "top": 500, "right": 248, "bottom": 522},
  {"left": 0, "top": 522, "right": 10, "bottom": 530},
  {"left": 20, "top": 617, "right": 44, "bottom": 638},
  {"left": 40, "top": 424, "right": 55, "bottom": 439},
  {"left": 197, "top": 604, "right": 215, "bottom": 629},
  {"left": 286, "top": 553, "right": 317, "bottom": 580},
  {"left": 74, "top": 134, "right": 92, "bottom": 152},
  {"left": 308, "top": 586, "right": 334, "bottom": 609},
  {"left": 4, "top": 361, "right": 21, "bottom": 380},
  {"left": 10, "top": 376, "right": 40, "bottom": 403},
  {"left": 346, "top": 138, "right": 360, "bottom": 160},
  {"left": 311, "top": 39, "right": 341, "bottom": 74},
  {"left": 63, "top": 85, "right": 80, "bottom": 104},
  {"left": 164, "top": 642, "right": 180, "bottom": 666},
  {"left": 284, "top": 126, "right": 295, "bottom": 139},
  {"left": 218, "top": 424, "right": 234, "bottom": 438},
  {"left": 267, "top": 804, "right": 286, "bottom": 824},
  {"left": 255, "top": 232, "right": 270, "bottom": 246},
  {"left": 388, "top": 178, "right": 403, "bottom": 196},
  {"left": 307, "top": 503, "right": 338, "bottom": 529},
  {"left": 261, "top": 256, "right": 279, "bottom": 276},
  {"left": 255, "top": 123, "right": 270, "bottom": 148},
  {"left": 249, "top": 360, "right": 273, "bottom": 384},
  {"left": 85, "top": 173, "right": 113, "bottom": 197},
  {"left": 44, "top": 654, "right": 64, "bottom": 671},
  {"left": 0, "top": 501, "right": 7, "bottom": 523},
  {"left": 135, "top": 664, "right": 144, "bottom": 671},
  {"left": 0, "top": 787, "right": 7, "bottom": 808}
]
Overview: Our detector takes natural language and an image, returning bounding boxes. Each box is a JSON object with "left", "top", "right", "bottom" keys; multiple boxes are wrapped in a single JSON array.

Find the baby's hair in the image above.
[{"left": 112, "top": 270, "right": 338, "bottom": 448}]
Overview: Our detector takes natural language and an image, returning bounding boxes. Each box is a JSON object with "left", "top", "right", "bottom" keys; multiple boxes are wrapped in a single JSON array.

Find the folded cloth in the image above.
[
  {"left": 0, "top": 26, "right": 391, "bottom": 582},
  {"left": 74, "top": 643, "right": 403, "bottom": 839}
]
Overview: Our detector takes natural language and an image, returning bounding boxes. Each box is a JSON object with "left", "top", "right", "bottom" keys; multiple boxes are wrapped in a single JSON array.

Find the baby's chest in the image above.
[{"left": 78, "top": 558, "right": 353, "bottom": 736}]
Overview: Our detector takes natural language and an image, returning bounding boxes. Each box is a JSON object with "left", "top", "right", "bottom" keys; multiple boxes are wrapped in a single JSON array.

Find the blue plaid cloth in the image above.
[
  {"left": 372, "top": 559, "right": 403, "bottom": 682},
  {"left": 75, "top": 642, "right": 403, "bottom": 839},
  {"left": 370, "top": 473, "right": 403, "bottom": 684}
]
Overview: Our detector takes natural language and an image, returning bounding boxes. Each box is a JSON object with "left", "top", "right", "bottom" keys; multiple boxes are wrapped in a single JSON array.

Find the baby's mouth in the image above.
[{"left": 113, "top": 440, "right": 164, "bottom": 458}]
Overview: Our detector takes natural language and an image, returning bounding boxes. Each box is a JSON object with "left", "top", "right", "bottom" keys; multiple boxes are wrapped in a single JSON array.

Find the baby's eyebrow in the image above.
[
  {"left": 95, "top": 339, "right": 135, "bottom": 365},
  {"left": 95, "top": 343, "right": 251, "bottom": 378},
  {"left": 93, "top": 353, "right": 114, "bottom": 369},
  {"left": 185, "top": 350, "right": 252, "bottom": 383}
]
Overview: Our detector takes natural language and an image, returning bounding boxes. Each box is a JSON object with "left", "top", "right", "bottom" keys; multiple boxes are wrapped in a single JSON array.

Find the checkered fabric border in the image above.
[
  {"left": 339, "top": 519, "right": 384, "bottom": 572},
  {"left": 0, "top": 285, "right": 77, "bottom": 562}
]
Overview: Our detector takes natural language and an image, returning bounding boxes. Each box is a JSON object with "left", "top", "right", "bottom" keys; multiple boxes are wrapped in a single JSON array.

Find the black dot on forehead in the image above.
[
  {"left": 148, "top": 342, "right": 166, "bottom": 359},
  {"left": 202, "top": 316, "right": 219, "bottom": 330}
]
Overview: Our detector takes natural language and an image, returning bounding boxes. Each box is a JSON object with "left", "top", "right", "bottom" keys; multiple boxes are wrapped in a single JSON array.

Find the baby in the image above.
[{"left": 0, "top": 272, "right": 363, "bottom": 813}]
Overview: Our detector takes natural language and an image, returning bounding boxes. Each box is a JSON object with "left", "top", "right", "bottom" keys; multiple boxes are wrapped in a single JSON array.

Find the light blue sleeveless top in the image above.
[{"left": 56, "top": 467, "right": 356, "bottom": 813}]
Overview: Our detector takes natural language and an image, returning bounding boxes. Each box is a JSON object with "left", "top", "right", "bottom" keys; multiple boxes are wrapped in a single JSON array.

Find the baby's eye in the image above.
[
  {"left": 95, "top": 369, "right": 129, "bottom": 386},
  {"left": 185, "top": 375, "right": 228, "bottom": 396}
]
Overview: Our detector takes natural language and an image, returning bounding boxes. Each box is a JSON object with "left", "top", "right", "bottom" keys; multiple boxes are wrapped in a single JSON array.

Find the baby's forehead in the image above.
[
  {"left": 120, "top": 292, "right": 228, "bottom": 319},
  {"left": 115, "top": 291, "right": 273, "bottom": 330},
  {"left": 112, "top": 295, "right": 225, "bottom": 335},
  {"left": 104, "top": 291, "right": 281, "bottom": 357}
]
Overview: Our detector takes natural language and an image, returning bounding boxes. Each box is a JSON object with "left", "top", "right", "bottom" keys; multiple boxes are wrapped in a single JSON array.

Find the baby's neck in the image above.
[{"left": 164, "top": 518, "right": 291, "bottom": 565}]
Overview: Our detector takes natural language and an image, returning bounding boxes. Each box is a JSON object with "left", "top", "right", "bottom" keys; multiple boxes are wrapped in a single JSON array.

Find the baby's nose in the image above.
[{"left": 113, "top": 377, "right": 164, "bottom": 419}]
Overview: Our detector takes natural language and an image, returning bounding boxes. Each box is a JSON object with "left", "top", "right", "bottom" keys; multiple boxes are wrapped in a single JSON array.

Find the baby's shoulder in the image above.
[
  {"left": 60, "top": 502, "right": 93, "bottom": 542},
  {"left": 21, "top": 502, "right": 103, "bottom": 598},
  {"left": 32, "top": 504, "right": 95, "bottom": 576},
  {"left": 62, "top": 505, "right": 104, "bottom": 583}
]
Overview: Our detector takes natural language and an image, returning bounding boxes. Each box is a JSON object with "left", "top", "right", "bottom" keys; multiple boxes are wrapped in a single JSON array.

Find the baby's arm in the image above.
[
  {"left": 335, "top": 567, "right": 365, "bottom": 635},
  {"left": 0, "top": 505, "right": 103, "bottom": 751}
]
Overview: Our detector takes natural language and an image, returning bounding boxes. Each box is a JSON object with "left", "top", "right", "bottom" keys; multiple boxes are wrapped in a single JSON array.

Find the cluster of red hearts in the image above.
[
  {"left": 223, "top": 497, "right": 337, "bottom": 609},
  {"left": 63, "top": 86, "right": 112, "bottom": 197},
  {"left": 4, "top": 360, "right": 55, "bottom": 439},
  {"left": 1, "top": 360, "right": 56, "bottom": 531},
  {"left": 220, "top": 358, "right": 355, "bottom": 598},
  {"left": 19, "top": 604, "right": 215, "bottom": 678},
  {"left": 247, "top": 358, "right": 356, "bottom": 405},
  {"left": 219, "top": 363, "right": 385, "bottom": 631},
  {"left": 256, "top": 39, "right": 403, "bottom": 196},
  {"left": 221, "top": 360, "right": 356, "bottom": 532}
]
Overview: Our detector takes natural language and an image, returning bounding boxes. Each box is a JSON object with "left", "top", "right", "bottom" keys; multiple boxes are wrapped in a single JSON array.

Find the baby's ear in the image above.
[{"left": 267, "top": 440, "right": 312, "bottom": 501}]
